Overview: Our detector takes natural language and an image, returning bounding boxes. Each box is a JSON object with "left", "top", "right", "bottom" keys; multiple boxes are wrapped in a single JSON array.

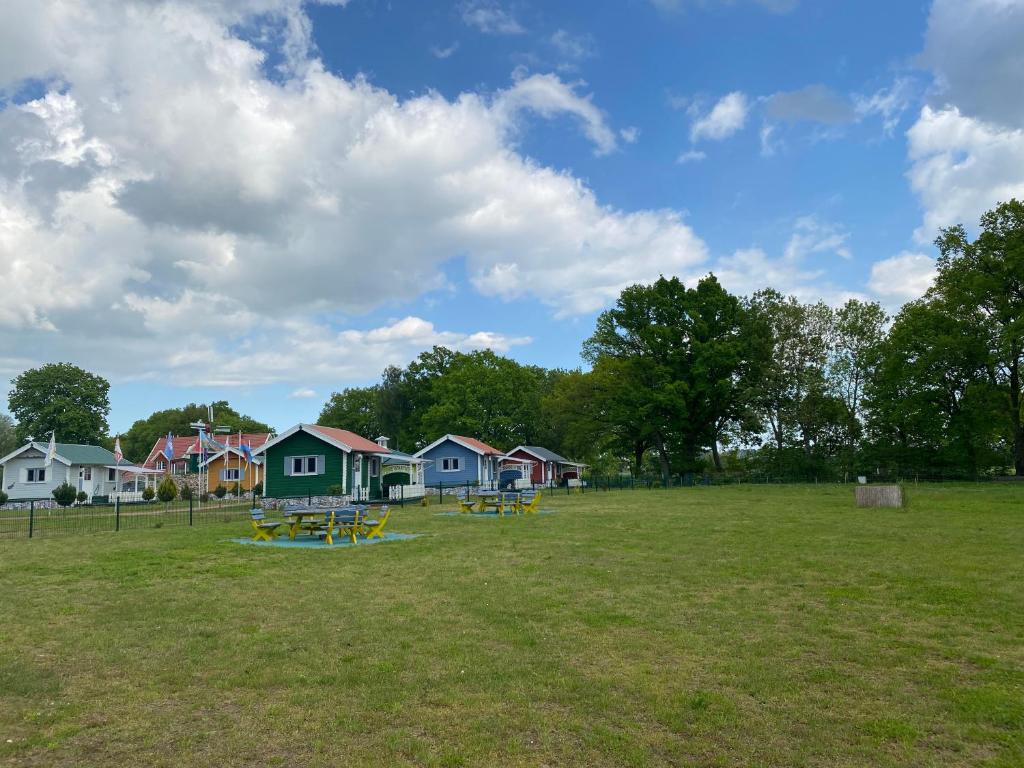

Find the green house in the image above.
[{"left": 254, "top": 424, "right": 391, "bottom": 501}]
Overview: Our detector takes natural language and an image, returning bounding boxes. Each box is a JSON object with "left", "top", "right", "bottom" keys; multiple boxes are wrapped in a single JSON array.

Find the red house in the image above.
[{"left": 506, "top": 446, "right": 586, "bottom": 485}]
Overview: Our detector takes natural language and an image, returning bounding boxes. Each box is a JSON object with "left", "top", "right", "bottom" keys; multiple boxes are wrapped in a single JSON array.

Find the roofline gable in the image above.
[
  {"left": 252, "top": 424, "right": 353, "bottom": 456},
  {"left": 413, "top": 433, "right": 492, "bottom": 458},
  {"left": 0, "top": 442, "right": 72, "bottom": 466}
]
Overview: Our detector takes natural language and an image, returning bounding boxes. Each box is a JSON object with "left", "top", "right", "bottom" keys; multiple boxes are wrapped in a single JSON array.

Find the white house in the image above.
[{"left": 0, "top": 441, "right": 132, "bottom": 501}]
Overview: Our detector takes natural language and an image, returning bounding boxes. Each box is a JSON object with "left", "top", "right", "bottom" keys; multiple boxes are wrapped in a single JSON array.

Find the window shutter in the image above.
[
  {"left": 284, "top": 456, "right": 293, "bottom": 476},
  {"left": 316, "top": 455, "right": 325, "bottom": 475},
  {"left": 219, "top": 470, "right": 227, "bottom": 482}
]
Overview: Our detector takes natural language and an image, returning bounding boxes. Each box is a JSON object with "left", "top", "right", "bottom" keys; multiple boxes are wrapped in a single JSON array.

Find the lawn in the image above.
[{"left": 1, "top": 484, "right": 1022, "bottom": 767}]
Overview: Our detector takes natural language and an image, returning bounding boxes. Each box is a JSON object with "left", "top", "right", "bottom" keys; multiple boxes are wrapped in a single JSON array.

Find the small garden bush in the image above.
[
  {"left": 252, "top": 482, "right": 263, "bottom": 496},
  {"left": 157, "top": 477, "right": 178, "bottom": 503},
  {"left": 76, "top": 491, "right": 88, "bottom": 504},
  {"left": 142, "top": 486, "right": 155, "bottom": 501},
  {"left": 230, "top": 482, "right": 241, "bottom": 496},
  {"left": 199, "top": 493, "right": 210, "bottom": 503},
  {"left": 179, "top": 484, "right": 193, "bottom": 501},
  {"left": 213, "top": 484, "right": 227, "bottom": 499},
  {"left": 327, "top": 483, "right": 344, "bottom": 495},
  {"left": 0, "top": 490, "right": 7, "bottom": 505},
  {"left": 52, "top": 482, "right": 77, "bottom": 507}
]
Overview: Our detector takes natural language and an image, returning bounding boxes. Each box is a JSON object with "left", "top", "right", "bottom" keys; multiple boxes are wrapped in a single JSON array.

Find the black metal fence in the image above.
[{"left": 0, "top": 496, "right": 255, "bottom": 540}]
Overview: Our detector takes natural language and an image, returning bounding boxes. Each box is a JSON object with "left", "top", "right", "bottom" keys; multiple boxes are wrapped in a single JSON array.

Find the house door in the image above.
[
  {"left": 352, "top": 455, "right": 362, "bottom": 497},
  {"left": 78, "top": 467, "right": 93, "bottom": 495}
]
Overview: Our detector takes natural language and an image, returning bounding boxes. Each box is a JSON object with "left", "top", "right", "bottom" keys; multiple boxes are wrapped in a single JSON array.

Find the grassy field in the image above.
[{"left": 1, "top": 484, "right": 1021, "bottom": 767}]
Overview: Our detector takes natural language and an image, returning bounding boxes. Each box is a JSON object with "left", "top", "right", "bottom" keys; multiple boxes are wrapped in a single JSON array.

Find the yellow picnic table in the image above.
[
  {"left": 283, "top": 508, "right": 328, "bottom": 540},
  {"left": 477, "top": 491, "right": 520, "bottom": 516}
]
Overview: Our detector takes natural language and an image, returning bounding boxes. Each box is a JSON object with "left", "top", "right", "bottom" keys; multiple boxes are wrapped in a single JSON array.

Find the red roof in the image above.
[
  {"left": 142, "top": 432, "right": 272, "bottom": 468},
  {"left": 452, "top": 434, "right": 503, "bottom": 455},
  {"left": 308, "top": 425, "right": 385, "bottom": 454}
]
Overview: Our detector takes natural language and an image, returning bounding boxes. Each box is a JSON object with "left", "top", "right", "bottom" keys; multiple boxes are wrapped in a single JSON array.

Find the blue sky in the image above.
[{"left": 1, "top": 0, "right": 1021, "bottom": 435}]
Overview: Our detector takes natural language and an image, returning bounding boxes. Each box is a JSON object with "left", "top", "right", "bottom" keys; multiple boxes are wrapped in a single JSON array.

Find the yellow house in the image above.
[
  {"left": 203, "top": 448, "right": 264, "bottom": 492},
  {"left": 200, "top": 433, "right": 271, "bottom": 493}
]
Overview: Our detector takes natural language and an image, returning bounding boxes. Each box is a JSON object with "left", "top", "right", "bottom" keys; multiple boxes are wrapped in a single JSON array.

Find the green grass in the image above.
[{"left": 1, "top": 484, "right": 1022, "bottom": 767}]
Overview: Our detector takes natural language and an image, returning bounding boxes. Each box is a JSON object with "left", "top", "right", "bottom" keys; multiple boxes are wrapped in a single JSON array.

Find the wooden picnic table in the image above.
[{"left": 283, "top": 506, "right": 366, "bottom": 540}]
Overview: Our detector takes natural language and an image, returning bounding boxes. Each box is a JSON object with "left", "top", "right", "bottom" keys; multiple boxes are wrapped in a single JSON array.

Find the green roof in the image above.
[{"left": 51, "top": 443, "right": 119, "bottom": 465}]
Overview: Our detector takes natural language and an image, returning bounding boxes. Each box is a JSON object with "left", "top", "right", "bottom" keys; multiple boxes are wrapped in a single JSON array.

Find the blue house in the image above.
[{"left": 414, "top": 434, "right": 506, "bottom": 487}]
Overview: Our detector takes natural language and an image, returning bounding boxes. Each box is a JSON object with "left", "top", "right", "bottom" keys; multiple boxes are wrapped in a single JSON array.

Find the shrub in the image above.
[
  {"left": 0, "top": 490, "right": 7, "bottom": 505},
  {"left": 142, "top": 486, "right": 155, "bottom": 501},
  {"left": 76, "top": 491, "right": 88, "bottom": 504},
  {"left": 179, "top": 484, "right": 193, "bottom": 501},
  {"left": 327, "top": 483, "right": 344, "bottom": 495},
  {"left": 230, "top": 482, "right": 241, "bottom": 496},
  {"left": 157, "top": 477, "right": 178, "bottom": 503},
  {"left": 199, "top": 493, "right": 210, "bottom": 503},
  {"left": 252, "top": 482, "right": 263, "bottom": 496},
  {"left": 214, "top": 484, "right": 227, "bottom": 499},
  {"left": 52, "top": 482, "right": 77, "bottom": 507}
]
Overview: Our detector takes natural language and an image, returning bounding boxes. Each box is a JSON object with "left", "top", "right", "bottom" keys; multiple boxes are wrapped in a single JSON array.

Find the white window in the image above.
[
  {"left": 441, "top": 457, "right": 460, "bottom": 472},
  {"left": 82, "top": 467, "right": 92, "bottom": 481},
  {"left": 223, "top": 468, "right": 241, "bottom": 481},
  {"left": 369, "top": 457, "right": 380, "bottom": 477},
  {"left": 290, "top": 456, "right": 320, "bottom": 476},
  {"left": 156, "top": 460, "right": 166, "bottom": 471},
  {"left": 26, "top": 468, "right": 46, "bottom": 483}
]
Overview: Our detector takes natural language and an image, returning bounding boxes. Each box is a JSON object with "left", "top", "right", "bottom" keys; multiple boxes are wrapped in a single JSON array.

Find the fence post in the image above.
[
  {"left": 399, "top": 484, "right": 404, "bottom": 507},
  {"left": 189, "top": 495, "right": 194, "bottom": 526},
  {"left": 115, "top": 496, "right": 120, "bottom": 532},
  {"left": 308, "top": 492, "right": 311, "bottom": 506},
  {"left": 28, "top": 501, "right": 34, "bottom": 539}
]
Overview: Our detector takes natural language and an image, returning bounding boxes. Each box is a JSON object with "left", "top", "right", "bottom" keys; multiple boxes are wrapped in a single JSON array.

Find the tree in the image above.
[
  {"left": 747, "top": 291, "right": 835, "bottom": 470},
  {"left": 9, "top": 363, "right": 110, "bottom": 444},
  {"left": 419, "top": 350, "right": 549, "bottom": 449},
  {"left": 831, "top": 300, "right": 887, "bottom": 443},
  {"left": 157, "top": 477, "right": 178, "bottom": 502},
  {"left": 120, "top": 401, "right": 273, "bottom": 463},
  {"left": 864, "top": 299, "right": 1004, "bottom": 477},
  {"left": 52, "top": 482, "right": 78, "bottom": 507},
  {"left": 935, "top": 200, "right": 1024, "bottom": 475},
  {"left": 583, "top": 276, "right": 761, "bottom": 480},
  {"left": 319, "top": 387, "right": 383, "bottom": 439},
  {"left": 0, "top": 414, "right": 17, "bottom": 460}
]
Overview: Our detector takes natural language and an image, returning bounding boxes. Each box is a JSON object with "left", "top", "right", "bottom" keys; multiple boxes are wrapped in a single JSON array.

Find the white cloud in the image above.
[
  {"left": 690, "top": 92, "right": 749, "bottom": 142},
  {"left": 289, "top": 387, "right": 317, "bottom": 399},
  {"left": 0, "top": 0, "right": 709, "bottom": 387},
  {"left": 868, "top": 252, "right": 937, "bottom": 306},
  {"left": 495, "top": 72, "right": 618, "bottom": 155},
  {"left": 707, "top": 248, "right": 864, "bottom": 307},
  {"left": 784, "top": 216, "right": 851, "bottom": 262},
  {"left": 430, "top": 42, "right": 460, "bottom": 60},
  {"left": 460, "top": 1, "right": 524, "bottom": 35},
  {"left": 676, "top": 149, "right": 706, "bottom": 164},
  {"left": 550, "top": 30, "right": 595, "bottom": 62},
  {"left": 906, "top": 106, "right": 1024, "bottom": 241},
  {"left": 759, "top": 122, "right": 780, "bottom": 157},
  {"left": 920, "top": 0, "right": 1024, "bottom": 129},
  {"left": 620, "top": 126, "right": 640, "bottom": 144},
  {"left": 854, "top": 78, "right": 914, "bottom": 137}
]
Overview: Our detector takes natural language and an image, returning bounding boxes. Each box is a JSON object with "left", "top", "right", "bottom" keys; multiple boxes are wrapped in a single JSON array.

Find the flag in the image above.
[
  {"left": 114, "top": 436, "right": 124, "bottom": 463},
  {"left": 240, "top": 441, "right": 253, "bottom": 465},
  {"left": 198, "top": 428, "right": 207, "bottom": 460},
  {"left": 44, "top": 432, "right": 57, "bottom": 467},
  {"left": 164, "top": 432, "right": 174, "bottom": 460}
]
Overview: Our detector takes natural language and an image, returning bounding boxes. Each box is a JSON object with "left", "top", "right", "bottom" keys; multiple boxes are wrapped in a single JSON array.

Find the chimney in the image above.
[{"left": 375, "top": 436, "right": 390, "bottom": 449}]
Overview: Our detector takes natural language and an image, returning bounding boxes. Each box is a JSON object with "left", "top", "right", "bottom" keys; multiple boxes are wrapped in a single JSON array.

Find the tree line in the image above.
[
  {"left": 3, "top": 201, "right": 1021, "bottom": 480},
  {"left": 319, "top": 201, "right": 1024, "bottom": 480}
]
